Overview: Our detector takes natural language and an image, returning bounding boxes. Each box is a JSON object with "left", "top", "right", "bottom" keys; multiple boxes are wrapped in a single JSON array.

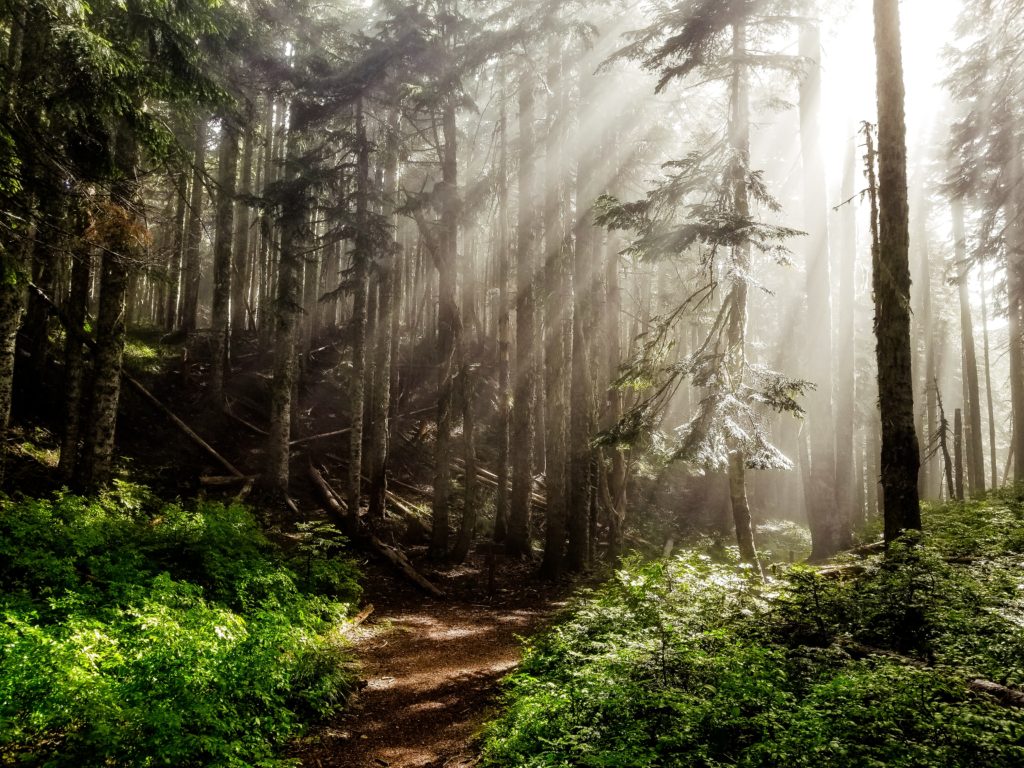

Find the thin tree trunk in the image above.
[
  {"left": 165, "top": 164, "right": 188, "bottom": 331},
  {"left": 431, "top": 87, "right": 462, "bottom": 558},
  {"left": 231, "top": 122, "right": 254, "bottom": 342},
  {"left": 954, "top": 407, "right": 965, "bottom": 501},
  {"left": 452, "top": 363, "right": 476, "bottom": 563},
  {"left": 493, "top": 77, "right": 511, "bottom": 544},
  {"left": 264, "top": 105, "right": 303, "bottom": 496},
  {"left": 180, "top": 117, "right": 206, "bottom": 334},
  {"left": 836, "top": 132, "right": 858, "bottom": 532},
  {"left": 209, "top": 117, "right": 239, "bottom": 404},
  {"left": 799, "top": 19, "right": 841, "bottom": 558},
  {"left": 348, "top": 99, "right": 372, "bottom": 515},
  {"left": 508, "top": 67, "right": 537, "bottom": 559},
  {"left": 568, "top": 55, "right": 597, "bottom": 573},
  {"left": 367, "top": 108, "right": 399, "bottom": 521},
  {"left": 58, "top": 221, "right": 92, "bottom": 483},
  {"left": 952, "top": 197, "right": 985, "bottom": 496},
  {"left": 726, "top": 21, "right": 759, "bottom": 565},
  {"left": 541, "top": 39, "right": 569, "bottom": 580},
  {"left": 979, "top": 263, "right": 998, "bottom": 489}
]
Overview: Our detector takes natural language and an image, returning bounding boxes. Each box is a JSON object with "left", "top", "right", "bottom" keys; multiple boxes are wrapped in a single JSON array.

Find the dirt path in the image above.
[{"left": 297, "top": 561, "right": 570, "bottom": 768}]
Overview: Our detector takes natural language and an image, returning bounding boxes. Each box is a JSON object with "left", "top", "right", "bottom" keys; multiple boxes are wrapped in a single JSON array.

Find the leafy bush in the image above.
[
  {"left": 0, "top": 487, "right": 361, "bottom": 767},
  {"left": 482, "top": 502, "right": 1024, "bottom": 767}
]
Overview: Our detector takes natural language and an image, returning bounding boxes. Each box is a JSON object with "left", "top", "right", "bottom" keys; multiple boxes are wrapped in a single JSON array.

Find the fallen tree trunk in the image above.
[
  {"left": 307, "top": 462, "right": 444, "bottom": 598},
  {"left": 30, "top": 281, "right": 246, "bottom": 480},
  {"left": 125, "top": 375, "right": 245, "bottom": 478},
  {"left": 200, "top": 474, "right": 258, "bottom": 486},
  {"left": 839, "top": 639, "right": 1024, "bottom": 708}
]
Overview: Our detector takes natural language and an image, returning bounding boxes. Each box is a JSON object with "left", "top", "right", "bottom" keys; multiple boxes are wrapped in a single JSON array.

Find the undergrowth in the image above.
[
  {"left": 481, "top": 491, "right": 1024, "bottom": 767},
  {"left": 0, "top": 483, "right": 362, "bottom": 767}
]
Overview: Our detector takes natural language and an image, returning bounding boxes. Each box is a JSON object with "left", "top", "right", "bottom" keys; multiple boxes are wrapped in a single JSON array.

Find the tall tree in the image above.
[
  {"left": 798, "top": 17, "right": 841, "bottom": 557},
  {"left": 872, "top": 0, "right": 921, "bottom": 542}
]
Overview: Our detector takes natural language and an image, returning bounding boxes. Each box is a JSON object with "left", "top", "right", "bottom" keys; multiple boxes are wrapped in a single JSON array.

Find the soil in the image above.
[{"left": 295, "top": 557, "right": 574, "bottom": 768}]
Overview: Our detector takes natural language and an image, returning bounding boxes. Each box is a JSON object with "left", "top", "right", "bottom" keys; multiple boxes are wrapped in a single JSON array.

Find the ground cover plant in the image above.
[
  {"left": 0, "top": 484, "right": 361, "bottom": 767},
  {"left": 481, "top": 491, "right": 1024, "bottom": 767}
]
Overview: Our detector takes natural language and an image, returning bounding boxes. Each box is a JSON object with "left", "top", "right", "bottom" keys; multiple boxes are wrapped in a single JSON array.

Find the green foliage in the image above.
[
  {"left": 0, "top": 487, "right": 361, "bottom": 767},
  {"left": 481, "top": 498, "right": 1024, "bottom": 767}
]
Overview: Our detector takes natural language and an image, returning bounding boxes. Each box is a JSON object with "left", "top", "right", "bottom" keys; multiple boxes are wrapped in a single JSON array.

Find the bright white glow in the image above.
[{"left": 819, "top": 0, "right": 963, "bottom": 180}]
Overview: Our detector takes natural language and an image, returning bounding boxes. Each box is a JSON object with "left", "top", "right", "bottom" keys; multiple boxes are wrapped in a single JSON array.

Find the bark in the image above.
[
  {"left": 348, "top": 99, "right": 371, "bottom": 514},
  {"left": 872, "top": 0, "right": 921, "bottom": 542},
  {"left": 540, "top": 39, "right": 569, "bottom": 580},
  {"left": 836, "top": 133, "right": 858, "bottom": 531},
  {"left": 209, "top": 118, "right": 239, "bottom": 404},
  {"left": 0, "top": 261, "right": 23, "bottom": 454},
  {"left": 231, "top": 123, "right": 254, "bottom": 341},
  {"left": 164, "top": 165, "right": 188, "bottom": 331},
  {"left": 979, "top": 264, "right": 998, "bottom": 489},
  {"left": 1007, "top": 147, "right": 1024, "bottom": 484},
  {"left": 78, "top": 124, "right": 138, "bottom": 491},
  {"left": 568, "top": 56, "right": 597, "bottom": 573},
  {"left": 799, "top": 20, "right": 841, "bottom": 558},
  {"left": 452, "top": 364, "right": 477, "bottom": 563},
  {"left": 264, "top": 105, "right": 304, "bottom": 496},
  {"left": 952, "top": 197, "right": 985, "bottom": 496},
  {"left": 431, "top": 92, "right": 462, "bottom": 559},
  {"left": 508, "top": 67, "right": 537, "bottom": 559},
  {"left": 493, "top": 79, "right": 511, "bottom": 544},
  {"left": 726, "top": 22, "right": 759, "bottom": 565},
  {"left": 954, "top": 408, "right": 965, "bottom": 502},
  {"left": 604, "top": 192, "right": 627, "bottom": 564},
  {"left": 180, "top": 117, "right": 206, "bottom": 334},
  {"left": 79, "top": 241, "right": 128, "bottom": 491},
  {"left": 58, "top": 226, "right": 92, "bottom": 483},
  {"left": 367, "top": 109, "right": 400, "bottom": 521}
]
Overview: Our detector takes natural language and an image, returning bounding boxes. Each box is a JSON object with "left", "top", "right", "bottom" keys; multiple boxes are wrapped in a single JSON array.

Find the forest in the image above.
[{"left": 1, "top": 0, "right": 1024, "bottom": 765}]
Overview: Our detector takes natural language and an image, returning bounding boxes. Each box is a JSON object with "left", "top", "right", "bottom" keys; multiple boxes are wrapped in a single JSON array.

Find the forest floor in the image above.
[{"left": 295, "top": 558, "right": 573, "bottom": 768}]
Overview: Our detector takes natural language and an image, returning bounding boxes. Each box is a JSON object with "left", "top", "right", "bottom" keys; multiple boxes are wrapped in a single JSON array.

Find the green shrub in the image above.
[
  {"left": 0, "top": 488, "right": 361, "bottom": 767},
  {"left": 482, "top": 502, "right": 1024, "bottom": 768}
]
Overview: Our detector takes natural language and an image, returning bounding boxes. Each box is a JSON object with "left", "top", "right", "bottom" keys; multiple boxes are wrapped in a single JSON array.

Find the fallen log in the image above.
[
  {"left": 200, "top": 474, "right": 258, "bottom": 486},
  {"left": 351, "top": 603, "right": 375, "bottom": 627},
  {"left": 224, "top": 399, "right": 268, "bottom": 436},
  {"left": 839, "top": 639, "right": 1024, "bottom": 709},
  {"left": 124, "top": 375, "right": 245, "bottom": 478},
  {"left": 28, "top": 282, "right": 246, "bottom": 480},
  {"left": 968, "top": 678, "right": 1024, "bottom": 708},
  {"left": 307, "top": 462, "right": 444, "bottom": 598}
]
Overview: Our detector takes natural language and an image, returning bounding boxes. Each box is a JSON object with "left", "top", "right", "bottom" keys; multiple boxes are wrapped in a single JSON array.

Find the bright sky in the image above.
[{"left": 819, "top": 0, "right": 963, "bottom": 173}]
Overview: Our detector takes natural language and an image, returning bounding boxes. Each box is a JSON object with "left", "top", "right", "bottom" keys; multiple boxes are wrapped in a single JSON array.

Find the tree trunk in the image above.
[
  {"left": 431, "top": 92, "right": 462, "bottom": 558},
  {"left": 568, "top": 55, "right": 597, "bottom": 573},
  {"left": 979, "top": 263, "right": 998, "bottom": 489},
  {"left": 493, "top": 79, "right": 511, "bottom": 544},
  {"left": 726, "top": 21, "right": 759, "bottom": 565},
  {"left": 58, "top": 217, "right": 92, "bottom": 483},
  {"left": 1007, "top": 146, "right": 1024, "bottom": 484},
  {"left": 540, "top": 39, "right": 569, "bottom": 580},
  {"left": 264, "top": 105, "right": 304, "bottom": 496},
  {"left": 952, "top": 197, "right": 985, "bottom": 497},
  {"left": 508, "top": 67, "right": 537, "bottom": 559},
  {"left": 367, "top": 109, "right": 400, "bottom": 521},
  {"left": 872, "top": 0, "right": 921, "bottom": 543},
  {"left": 180, "top": 117, "right": 206, "bottom": 334},
  {"left": 799, "top": 19, "right": 841, "bottom": 558},
  {"left": 209, "top": 117, "right": 239, "bottom": 404},
  {"left": 954, "top": 407, "right": 965, "bottom": 501},
  {"left": 348, "top": 99, "right": 372, "bottom": 514},
  {"left": 452, "top": 363, "right": 476, "bottom": 563},
  {"left": 836, "top": 132, "right": 859, "bottom": 533},
  {"left": 231, "top": 122, "right": 254, "bottom": 342}
]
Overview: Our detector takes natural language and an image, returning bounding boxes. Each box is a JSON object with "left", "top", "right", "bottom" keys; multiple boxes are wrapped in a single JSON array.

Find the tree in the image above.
[{"left": 872, "top": 0, "right": 921, "bottom": 542}]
